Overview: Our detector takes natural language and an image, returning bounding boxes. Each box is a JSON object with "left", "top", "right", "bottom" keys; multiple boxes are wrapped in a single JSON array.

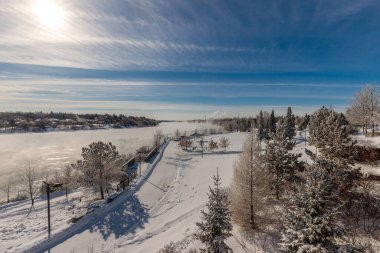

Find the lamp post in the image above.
[{"left": 43, "top": 181, "right": 62, "bottom": 238}]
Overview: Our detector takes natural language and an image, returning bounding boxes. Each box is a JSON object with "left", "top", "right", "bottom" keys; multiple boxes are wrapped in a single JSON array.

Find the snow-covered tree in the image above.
[
  {"left": 0, "top": 179, "right": 12, "bottom": 203},
  {"left": 179, "top": 138, "right": 193, "bottom": 150},
  {"left": 219, "top": 137, "right": 230, "bottom": 151},
  {"left": 276, "top": 117, "right": 287, "bottom": 141},
  {"left": 280, "top": 159, "right": 341, "bottom": 253},
  {"left": 308, "top": 107, "right": 361, "bottom": 193},
  {"left": 297, "top": 113, "right": 310, "bottom": 131},
  {"left": 257, "top": 110, "right": 265, "bottom": 141},
  {"left": 230, "top": 130, "right": 270, "bottom": 230},
  {"left": 346, "top": 85, "right": 380, "bottom": 136},
  {"left": 208, "top": 139, "right": 218, "bottom": 152},
  {"left": 19, "top": 164, "right": 41, "bottom": 207},
  {"left": 284, "top": 107, "right": 296, "bottom": 140},
  {"left": 309, "top": 107, "right": 351, "bottom": 154},
  {"left": 268, "top": 109, "right": 277, "bottom": 137},
  {"left": 195, "top": 170, "right": 232, "bottom": 253},
  {"left": 153, "top": 129, "right": 165, "bottom": 148},
  {"left": 174, "top": 129, "right": 181, "bottom": 139},
  {"left": 74, "top": 141, "right": 124, "bottom": 199},
  {"left": 265, "top": 138, "right": 303, "bottom": 199}
]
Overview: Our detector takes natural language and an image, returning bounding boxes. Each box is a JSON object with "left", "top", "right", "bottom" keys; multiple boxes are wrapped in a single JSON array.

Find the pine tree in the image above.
[
  {"left": 308, "top": 107, "right": 361, "bottom": 195},
  {"left": 257, "top": 110, "right": 265, "bottom": 141},
  {"left": 230, "top": 130, "right": 270, "bottom": 230},
  {"left": 297, "top": 113, "right": 310, "bottom": 131},
  {"left": 276, "top": 117, "right": 287, "bottom": 141},
  {"left": 269, "top": 109, "right": 277, "bottom": 137},
  {"left": 280, "top": 159, "right": 341, "bottom": 253},
  {"left": 195, "top": 169, "right": 233, "bottom": 253},
  {"left": 285, "top": 107, "right": 296, "bottom": 140},
  {"left": 309, "top": 107, "right": 350, "bottom": 150},
  {"left": 265, "top": 137, "right": 303, "bottom": 199}
]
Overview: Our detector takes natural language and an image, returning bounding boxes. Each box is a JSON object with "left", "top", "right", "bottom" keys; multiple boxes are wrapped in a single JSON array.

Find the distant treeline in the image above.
[
  {"left": 0, "top": 111, "right": 158, "bottom": 133},
  {"left": 211, "top": 111, "right": 308, "bottom": 133}
]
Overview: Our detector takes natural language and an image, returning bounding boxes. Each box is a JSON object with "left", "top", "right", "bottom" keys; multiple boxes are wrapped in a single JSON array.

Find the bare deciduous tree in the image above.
[
  {"left": 153, "top": 129, "right": 165, "bottom": 148},
  {"left": 219, "top": 136, "right": 231, "bottom": 151},
  {"left": 0, "top": 180, "right": 12, "bottom": 203},
  {"left": 179, "top": 138, "right": 192, "bottom": 150},
  {"left": 347, "top": 85, "right": 380, "bottom": 136},
  {"left": 230, "top": 130, "right": 271, "bottom": 231},
  {"left": 20, "top": 164, "right": 41, "bottom": 207}
]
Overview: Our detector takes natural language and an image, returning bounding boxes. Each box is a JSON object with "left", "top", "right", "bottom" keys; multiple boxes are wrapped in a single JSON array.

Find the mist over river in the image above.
[{"left": 0, "top": 122, "right": 213, "bottom": 184}]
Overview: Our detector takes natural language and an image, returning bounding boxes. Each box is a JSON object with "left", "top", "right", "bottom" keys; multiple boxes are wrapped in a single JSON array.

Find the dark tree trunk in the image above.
[{"left": 99, "top": 168, "right": 104, "bottom": 199}]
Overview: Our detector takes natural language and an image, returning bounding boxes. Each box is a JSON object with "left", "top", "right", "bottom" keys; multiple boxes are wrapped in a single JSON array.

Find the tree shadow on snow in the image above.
[{"left": 88, "top": 193, "right": 149, "bottom": 240}]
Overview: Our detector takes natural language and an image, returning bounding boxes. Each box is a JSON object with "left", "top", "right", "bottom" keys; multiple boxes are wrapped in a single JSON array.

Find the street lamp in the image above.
[{"left": 42, "top": 181, "right": 62, "bottom": 238}]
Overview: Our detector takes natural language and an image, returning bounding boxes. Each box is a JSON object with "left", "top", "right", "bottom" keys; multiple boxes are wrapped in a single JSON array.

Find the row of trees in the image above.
[
  {"left": 208, "top": 105, "right": 373, "bottom": 252},
  {"left": 179, "top": 137, "right": 231, "bottom": 152},
  {"left": 0, "top": 111, "right": 158, "bottom": 131},
  {"left": 257, "top": 107, "right": 296, "bottom": 141}
]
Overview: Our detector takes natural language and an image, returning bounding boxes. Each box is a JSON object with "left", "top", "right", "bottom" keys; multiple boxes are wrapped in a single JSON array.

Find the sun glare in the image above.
[{"left": 33, "top": 0, "right": 65, "bottom": 30}]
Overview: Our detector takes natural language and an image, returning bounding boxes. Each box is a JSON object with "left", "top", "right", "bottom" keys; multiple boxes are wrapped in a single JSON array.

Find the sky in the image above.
[{"left": 0, "top": 0, "right": 380, "bottom": 120}]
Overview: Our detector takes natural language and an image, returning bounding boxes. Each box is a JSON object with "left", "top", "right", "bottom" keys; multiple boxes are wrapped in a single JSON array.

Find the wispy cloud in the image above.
[
  {"left": 0, "top": 0, "right": 379, "bottom": 118},
  {"left": 1, "top": 0, "right": 379, "bottom": 72}
]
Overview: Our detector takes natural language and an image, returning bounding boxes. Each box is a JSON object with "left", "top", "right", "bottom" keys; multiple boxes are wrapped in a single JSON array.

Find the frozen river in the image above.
[{"left": 0, "top": 121, "right": 213, "bottom": 185}]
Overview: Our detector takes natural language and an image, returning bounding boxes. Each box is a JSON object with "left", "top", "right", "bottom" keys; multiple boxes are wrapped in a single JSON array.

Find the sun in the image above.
[{"left": 33, "top": 0, "right": 65, "bottom": 30}]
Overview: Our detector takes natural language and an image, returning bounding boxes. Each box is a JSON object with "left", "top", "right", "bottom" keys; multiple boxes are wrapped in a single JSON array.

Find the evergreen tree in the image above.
[
  {"left": 265, "top": 137, "right": 303, "bottom": 199},
  {"left": 297, "top": 113, "right": 310, "bottom": 131},
  {"left": 280, "top": 159, "right": 341, "bottom": 253},
  {"left": 308, "top": 107, "right": 361, "bottom": 195},
  {"left": 257, "top": 110, "right": 265, "bottom": 141},
  {"left": 268, "top": 109, "right": 277, "bottom": 137},
  {"left": 196, "top": 169, "right": 233, "bottom": 253},
  {"left": 285, "top": 107, "right": 296, "bottom": 140},
  {"left": 276, "top": 117, "right": 287, "bottom": 141}
]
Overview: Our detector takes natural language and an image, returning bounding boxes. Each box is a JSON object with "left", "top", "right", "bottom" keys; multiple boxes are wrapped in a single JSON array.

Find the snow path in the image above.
[
  {"left": 34, "top": 132, "right": 246, "bottom": 253},
  {"left": 23, "top": 140, "right": 170, "bottom": 253}
]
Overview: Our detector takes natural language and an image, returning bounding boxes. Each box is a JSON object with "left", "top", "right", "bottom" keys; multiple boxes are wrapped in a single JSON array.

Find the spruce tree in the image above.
[
  {"left": 280, "top": 159, "right": 340, "bottom": 253},
  {"left": 257, "top": 110, "right": 265, "bottom": 141},
  {"left": 297, "top": 113, "right": 310, "bottom": 131},
  {"left": 276, "top": 117, "right": 287, "bottom": 141},
  {"left": 195, "top": 169, "right": 233, "bottom": 253},
  {"left": 285, "top": 106, "right": 296, "bottom": 140},
  {"left": 265, "top": 137, "right": 303, "bottom": 199},
  {"left": 269, "top": 109, "right": 277, "bottom": 137},
  {"left": 308, "top": 107, "right": 361, "bottom": 192}
]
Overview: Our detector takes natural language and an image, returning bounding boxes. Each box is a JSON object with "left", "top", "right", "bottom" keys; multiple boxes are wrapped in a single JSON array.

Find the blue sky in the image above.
[{"left": 0, "top": 0, "right": 379, "bottom": 119}]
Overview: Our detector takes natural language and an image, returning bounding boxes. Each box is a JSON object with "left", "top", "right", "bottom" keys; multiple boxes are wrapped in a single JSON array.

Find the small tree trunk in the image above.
[
  {"left": 99, "top": 168, "right": 104, "bottom": 199},
  {"left": 6, "top": 184, "right": 10, "bottom": 203},
  {"left": 30, "top": 185, "right": 34, "bottom": 207},
  {"left": 372, "top": 125, "right": 375, "bottom": 137},
  {"left": 100, "top": 186, "right": 104, "bottom": 199}
]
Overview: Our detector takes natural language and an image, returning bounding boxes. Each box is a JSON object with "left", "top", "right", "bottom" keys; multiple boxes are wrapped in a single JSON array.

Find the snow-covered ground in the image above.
[
  {"left": 2, "top": 130, "right": 380, "bottom": 252},
  {"left": 0, "top": 132, "right": 248, "bottom": 253}
]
